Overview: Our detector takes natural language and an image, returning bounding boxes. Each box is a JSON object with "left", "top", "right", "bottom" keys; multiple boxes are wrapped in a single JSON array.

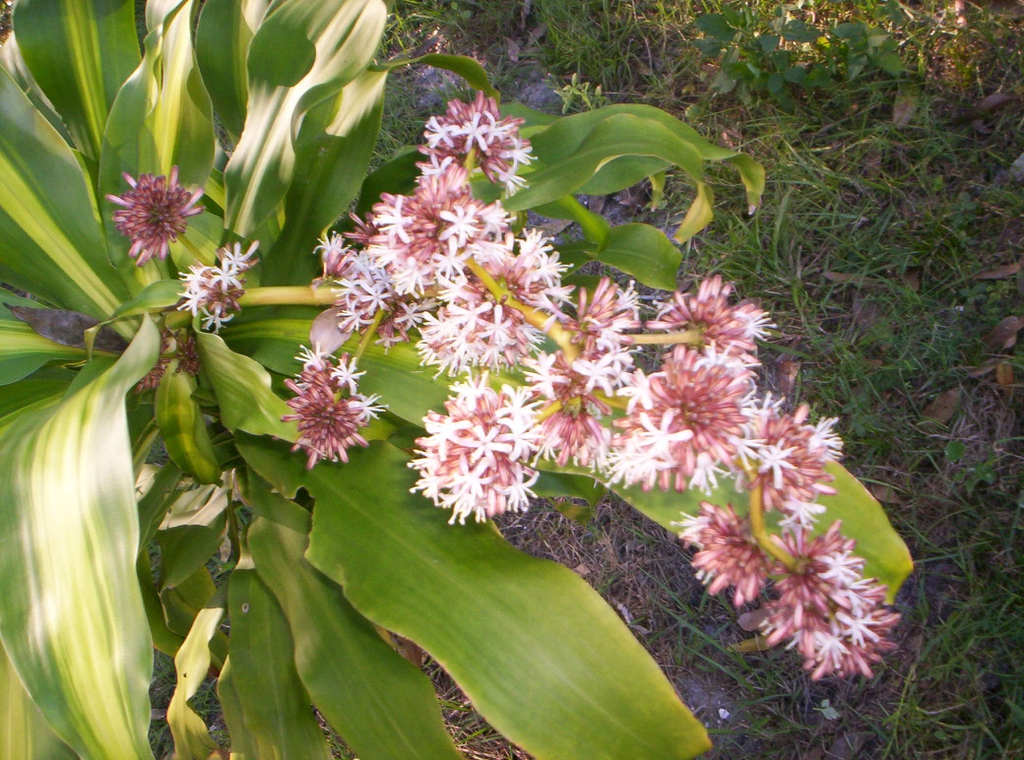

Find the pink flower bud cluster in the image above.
[
  {"left": 177, "top": 242, "right": 258, "bottom": 332},
  {"left": 135, "top": 329, "right": 200, "bottom": 393},
  {"left": 282, "top": 347, "right": 384, "bottom": 469},
  {"left": 420, "top": 91, "right": 534, "bottom": 191},
  {"left": 107, "top": 166, "right": 204, "bottom": 266}
]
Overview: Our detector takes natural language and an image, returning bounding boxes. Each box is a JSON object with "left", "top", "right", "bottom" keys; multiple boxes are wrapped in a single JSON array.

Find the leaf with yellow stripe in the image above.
[
  {"left": 0, "top": 65, "right": 128, "bottom": 319},
  {"left": 0, "top": 641, "right": 78, "bottom": 760},
  {"left": 0, "top": 320, "right": 160, "bottom": 760},
  {"left": 12, "top": 0, "right": 140, "bottom": 162}
]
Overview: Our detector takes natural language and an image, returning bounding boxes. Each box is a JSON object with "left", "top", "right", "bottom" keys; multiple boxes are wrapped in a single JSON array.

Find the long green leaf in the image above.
[
  {"left": 223, "top": 0, "right": 387, "bottom": 236},
  {"left": 227, "top": 567, "right": 333, "bottom": 759},
  {"left": 262, "top": 69, "right": 388, "bottom": 285},
  {"left": 246, "top": 479, "right": 464, "bottom": 760},
  {"left": 0, "top": 371, "right": 71, "bottom": 436},
  {"left": 195, "top": 0, "right": 272, "bottom": 140},
  {"left": 0, "top": 319, "right": 160, "bottom": 760},
  {"left": 0, "top": 641, "right": 77, "bottom": 760},
  {"left": 195, "top": 331, "right": 297, "bottom": 441},
  {"left": 596, "top": 222, "right": 681, "bottom": 290},
  {"left": 0, "top": 30, "right": 73, "bottom": 144},
  {"left": 155, "top": 362, "right": 223, "bottom": 484},
  {"left": 216, "top": 657, "right": 259, "bottom": 760},
  {"left": 12, "top": 0, "right": 139, "bottom": 161},
  {"left": 168, "top": 602, "right": 223, "bottom": 760},
  {"left": 0, "top": 300, "right": 87, "bottom": 385},
  {"left": 612, "top": 461, "right": 913, "bottom": 601},
  {"left": 0, "top": 65, "right": 128, "bottom": 318},
  {"left": 99, "top": 0, "right": 216, "bottom": 282},
  {"left": 241, "top": 438, "right": 712, "bottom": 760}
]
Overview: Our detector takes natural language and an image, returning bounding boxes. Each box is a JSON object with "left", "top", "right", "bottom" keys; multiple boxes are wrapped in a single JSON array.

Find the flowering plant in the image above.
[{"left": 0, "top": 1, "right": 912, "bottom": 759}]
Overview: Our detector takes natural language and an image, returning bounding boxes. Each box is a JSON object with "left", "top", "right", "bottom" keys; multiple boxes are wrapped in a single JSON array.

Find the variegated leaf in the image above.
[
  {"left": 223, "top": 0, "right": 387, "bottom": 236},
  {"left": 12, "top": 0, "right": 140, "bottom": 161},
  {"left": 168, "top": 602, "right": 224, "bottom": 760},
  {"left": 0, "top": 65, "right": 128, "bottom": 318},
  {"left": 0, "top": 641, "right": 77, "bottom": 760},
  {"left": 0, "top": 320, "right": 160, "bottom": 760},
  {"left": 99, "top": 0, "right": 215, "bottom": 281}
]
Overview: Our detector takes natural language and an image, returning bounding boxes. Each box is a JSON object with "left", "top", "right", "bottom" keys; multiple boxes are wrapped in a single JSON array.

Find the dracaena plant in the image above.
[{"left": 0, "top": 1, "right": 914, "bottom": 759}]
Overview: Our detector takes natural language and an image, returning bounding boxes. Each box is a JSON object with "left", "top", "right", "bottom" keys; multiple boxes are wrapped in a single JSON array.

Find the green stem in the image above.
[
  {"left": 238, "top": 285, "right": 338, "bottom": 308},
  {"left": 534, "top": 401, "right": 563, "bottom": 423},
  {"left": 747, "top": 484, "right": 797, "bottom": 570},
  {"left": 630, "top": 329, "right": 704, "bottom": 346},
  {"left": 354, "top": 309, "right": 386, "bottom": 361},
  {"left": 464, "top": 258, "right": 580, "bottom": 361}
]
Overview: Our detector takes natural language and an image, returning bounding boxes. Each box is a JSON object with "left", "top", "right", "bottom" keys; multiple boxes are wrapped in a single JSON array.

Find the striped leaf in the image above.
[
  {"left": 246, "top": 479, "right": 464, "bottom": 760},
  {"left": 241, "top": 438, "right": 712, "bottom": 760},
  {"left": 223, "top": 0, "right": 387, "bottom": 236},
  {"left": 0, "top": 319, "right": 160, "bottom": 760},
  {"left": 0, "top": 371, "right": 71, "bottom": 437},
  {"left": 195, "top": 0, "right": 273, "bottom": 140},
  {"left": 0, "top": 299, "right": 87, "bottom": 385},
  {"left": 0, "top": 642, "right": 77, "bottom": 760},
  {"left": 0, "top": 30, "right": 73, "bottom": 144},
  {"left": 12, "top": 0, "right": 140, "bottom": 161},
  {"left": 0, "top": 64, "right": 128, "bottom": 318},
  {"left": 155, "top": 361, "right": 222, "bottom": 485},
  {"left": 99, "top": 0, "right": 216, "bottom": 280},
  {"left": 167, "top": 602, "right": 224, "bottom": 760}
]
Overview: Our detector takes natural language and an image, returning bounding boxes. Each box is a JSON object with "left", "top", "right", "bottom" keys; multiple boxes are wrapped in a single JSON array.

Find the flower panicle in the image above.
[{"left": 177, "top": 242, "right": 258, "bottom": 332}]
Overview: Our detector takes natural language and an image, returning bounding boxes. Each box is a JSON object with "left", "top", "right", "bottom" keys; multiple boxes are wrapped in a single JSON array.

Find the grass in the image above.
[{"left": 380, "top": 0, "right": 1024, "bottom": 757}]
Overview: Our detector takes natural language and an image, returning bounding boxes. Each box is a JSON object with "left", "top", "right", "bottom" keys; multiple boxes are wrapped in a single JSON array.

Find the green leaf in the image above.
[
  {"left": 0, "top": 641, "right": 78, "bottom": 760},
  {"left": 221, "top": 315, "right": 452, "bottom": 424},
  {"left": 0, "top": 371, "right": 71, "bottom": 436},
  {"left": 156, "top": 491, "right": 229, "bottom": 590},
  {"left": 216, "top": 657, "right": 259, "bottom": 760},
  {"left": 598, "top": 222, "right": 681, "bottom": 289},
  {"left": 374, "top": 53, "right": 497, "bottom": 98},
  {"left": 223, "top": 0, "right": 388, "bottom": 236},
  {"left": 696, "top": 14, "right": 736, "bottom": 42},
  {"left": 0, "top": 320, "right": 160, "bottom": 760},
  {"left": 99, "top": 0, "right": 216, "bottom": 281},
  {"left": 534, "top": 470, "right": 607, "bottom": 507},
  {"left": 672, "top": 181, "right": 715, "bottom": 244},
  {"left": 195, "top": 0, "right": 272, "bottom": 140},
  {"left": 503, "top": 114, "right": 705, "bottom": 213},
  {"left": 167, "top": 602, "right": 223, "bottom": 760},
  {"left": 156, "top": 362, "right": 223, "bottom": 484},
  {"left": 0, "top": 300, "right": 87, "bottom": 385},
  {"left": 227, "top": 567, "right": 333, "bottom": 759},
  {"left": 0, "top": 65, "right": 129, "bottom": 318},
  {"left": 263, "top": 69, "right": 388, "bottom": 286},
  {"left": 195, "top": 331, "right": 298, "bottom": 441},
  {"left": 355, "top": 148, "right": 421, "bottom": 217},
  {"left": 12, "top": 0, "right": 140, "bottom": 161},
  {"left": 246, "top": 480, "right": 464, "bottom": 760},
  {"left": 109, "top": 279, "right": 185, "bottom": 319},
  {"left": 242, "top": 439, "right": 712, "bottom": 760},
  {"left": 533, "top": 195, "right": 610, "bottom": 248},
  {"left": 0, "top": 31, "right": 74, "bottom": 144},
  {"left": 613, "top": 461, "right": 913, "bottom": 602}
]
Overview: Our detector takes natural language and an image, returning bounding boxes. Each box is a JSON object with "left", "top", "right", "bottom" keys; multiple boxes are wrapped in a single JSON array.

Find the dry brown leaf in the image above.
[
  {"left": 526, "top": 22, "right": 547, "bottom": 45},
  {"left": 824, "top": 272, "right": 872, "bottom": 286},
  {"left": 868, "top": 483, "right": 898, "bottom": 503},
  {"left": 737, "top": 607, "right": 771, "bottom": 631},
  {"left": 974, "top": 259, "right": 1023, "bottom": 280},
  {"left": 504, "top": 37, "right": 521, "bottom": 62},
  {"left": 982, "top": 316, "right": 1024, "bottom": 351},
  {"left": 972, "top": 118, "right": 993, "bottom": 134},
  {"left": 802, "top": 748, "right": 826, "bottom": 760},
  {"left": 922, "top": 388, "right": 960, "bottom": 423},
  {"left": 902, "top": 267, "right": 921, "bottom": 291},
  {"left": 976, "top": 92, "right": 1020, "bottom": 113},
  {"left": 827, "top": 732, "right": 872, "bottom": 760},
  {"left": 865, "top": 358, "right": 883, "bottom": 368},
  {"left": 852, "top": 298, "right": 883, "bottom": 329},
  {"left": 990, "top": 0, "right": 1024, "bottom": 18},
  {"left": 968, "top": 360, "right": 999, "bottom": 378},
  {"left": 573, "top": 562, "right": 591, "bottom": 576},
  {"left": 996, "top": 362, "right": 1015, "bottom": 386},
  {"left": 892, "top": 91, "right": 917, "bottom": 126},
  {"left": 778, "top": 359, "right": 800, "bottom": 396},
  {"left": 309, "top": 306, "right": 346, "bottom": 354}
]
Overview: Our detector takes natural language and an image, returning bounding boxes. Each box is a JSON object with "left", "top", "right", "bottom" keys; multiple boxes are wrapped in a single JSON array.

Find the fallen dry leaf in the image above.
[
  {"left": 902, "top": 267, "right": 921, "bottom": 291},
  {"left": 968, "top": 359, "right": 1001, "bottom": 378},
  {"left": 852, "top": 298, "right": 883, "bottom": 329},
  {"left": 922, "top": 388, "right": 960, "bottom": 423},
  {"left": 827, "top": 732, "right": 872, "bottom": 760},
  {"left": 996, "top": 362, "right": 1015, "bottom": 386},
  {"left": 778, "top": 359, "right": 801, "bottom": 396},
  {"left": 824, "top": 271, "right": 872, "bottom": 286},
  {"left": 974, "top": 259, "right": 1023, "bottom": 280},
  {"left": 892, "top": 91, "right": 917, "bottom": 126},
  {"left": 737, "top": 607, "right": 771, "bottom": 631},
  {"left": 868, "top": 483, "right": 898, "bottom": 503},
  {"left": 504, "top": 37, "right": 521, "bottom": 62},
  {"left": 982, "top": 316, "right": 1024, "bottom": 351},
  {"left": 971, "top": 118, "right": 993, "bottom": 134},
  {"left": 573, "top": 562, "right": 591, "bottom": 576},
  {"left": 975, "top": 92, "right": 1020, "bottom": 113}
]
